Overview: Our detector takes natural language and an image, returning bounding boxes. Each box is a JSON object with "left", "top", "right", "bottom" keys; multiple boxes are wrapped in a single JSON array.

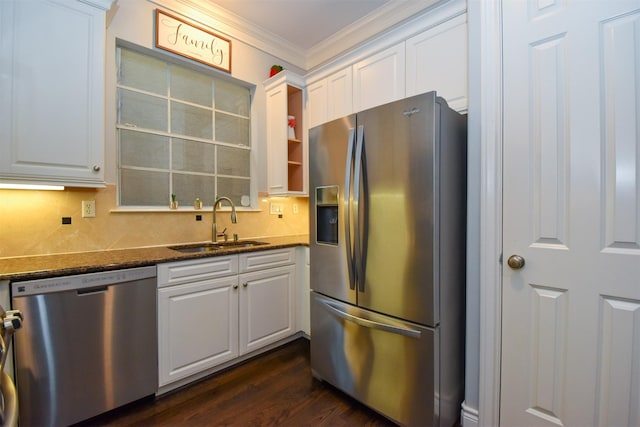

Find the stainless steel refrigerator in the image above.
[{"left": 309, "top": 92, "right": 466, "bottom": 426}]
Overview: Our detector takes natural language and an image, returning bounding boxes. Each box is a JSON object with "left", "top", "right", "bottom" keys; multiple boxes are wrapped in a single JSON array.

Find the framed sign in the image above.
[{"left": 155, "top": 9, "right": 232, "bottom": 73}]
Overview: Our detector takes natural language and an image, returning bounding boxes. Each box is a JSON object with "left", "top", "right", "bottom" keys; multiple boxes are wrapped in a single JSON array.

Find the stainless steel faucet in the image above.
[{"left": 212, "top": 196, "right": 237, "bottom": 242}]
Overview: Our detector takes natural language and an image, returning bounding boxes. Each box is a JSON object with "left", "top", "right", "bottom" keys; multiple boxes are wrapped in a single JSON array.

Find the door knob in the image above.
[{"left": 507, "top": 255, "right": 525, "bottom": 269}]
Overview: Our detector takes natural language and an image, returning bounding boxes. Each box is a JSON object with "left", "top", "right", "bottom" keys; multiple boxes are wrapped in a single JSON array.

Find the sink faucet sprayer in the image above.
[{"left": 212, "top": 196, "right": 237, "bottom": 242}]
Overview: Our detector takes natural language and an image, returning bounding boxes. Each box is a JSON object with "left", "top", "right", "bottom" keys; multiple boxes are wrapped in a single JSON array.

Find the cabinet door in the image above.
[
  {"left": 307, "top": 79, "right": 328, "bottom": 129},
  {"left": 353, "top": 42, "right": 405, "bottom": 112},
  {"left": 0, "top": 0, "right": 106, "bottom": 187},
  {"left": 327, "top": 66, "right": 353, "bottom": 122},
  {"left": 406, "top": 14, "right": 468, "bottom": 112},
  {"left": 295, "top": 246, "right": 310, "bottom": 336},
  {"left": 265, "top": 71, "right": 307, "bottom": 195},
  {"left": 239, "top": 265, "right": 295, "bottom": 354},
  {"left": 307, "top": 66, "right": 353, "bottom": 128},
  {"left": 158, "top": 276, "right": 239, "bottom": 386},
  {"left": 266, "top": 82, "right": 289, "bottom": 194}
]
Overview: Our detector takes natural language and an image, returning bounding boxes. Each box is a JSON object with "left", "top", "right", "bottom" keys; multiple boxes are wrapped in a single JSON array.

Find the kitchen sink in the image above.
[
  {"left": 215, "top": 240, "right": 269, "bottom": 248},
  {"left": 168, "top": 240, "right": 269, "bottom": 253}
]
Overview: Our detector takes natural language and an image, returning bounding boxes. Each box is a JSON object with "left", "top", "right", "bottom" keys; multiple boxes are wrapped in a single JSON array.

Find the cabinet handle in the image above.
[
  {"left": 92, "top": 165, "right": 101, "bottom": 172},
  {"left": 243, "top": 283, "right": 248, "bottom": 288},
  {"left": 233, "top": 285, "right": 238, "bottom": 289}
]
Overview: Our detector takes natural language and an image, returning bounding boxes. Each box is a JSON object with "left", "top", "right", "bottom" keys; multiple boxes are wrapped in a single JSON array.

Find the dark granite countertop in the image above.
[{"left": 0, "top": 235, "right": 309, "bottom": 282}]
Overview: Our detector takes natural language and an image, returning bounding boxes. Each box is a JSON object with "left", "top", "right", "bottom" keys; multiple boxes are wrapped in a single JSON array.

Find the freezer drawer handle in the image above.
[{"left": 323, "top": 301, "right": 421, "bottom": 339}]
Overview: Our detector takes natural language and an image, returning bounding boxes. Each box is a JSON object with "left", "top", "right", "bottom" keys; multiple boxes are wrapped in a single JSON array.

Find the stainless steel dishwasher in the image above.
[{"left": 11, "top": 266, "right": 158, "bottom": 427}]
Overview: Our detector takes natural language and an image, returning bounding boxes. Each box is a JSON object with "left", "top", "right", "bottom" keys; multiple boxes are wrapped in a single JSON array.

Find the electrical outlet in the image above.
[
  {"left": 270, "top": 202, "right": 284, "bottom": 215},
  {"left": 82, "top": 200, "right": 96, "bottom": 218},
  {"left": 292, "top": 203, "right": 299, "bottom": 214}
]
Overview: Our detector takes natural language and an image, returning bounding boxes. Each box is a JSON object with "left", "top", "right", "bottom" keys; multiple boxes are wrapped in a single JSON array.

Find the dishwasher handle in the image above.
[{"left": 77, "top": 286, "right": 108, "bottom": 296}]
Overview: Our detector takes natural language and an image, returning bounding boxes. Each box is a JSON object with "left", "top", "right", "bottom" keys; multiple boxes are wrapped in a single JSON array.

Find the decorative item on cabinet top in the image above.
[{"left": 270, "top": 65, "right": 284, "bottom": 77}]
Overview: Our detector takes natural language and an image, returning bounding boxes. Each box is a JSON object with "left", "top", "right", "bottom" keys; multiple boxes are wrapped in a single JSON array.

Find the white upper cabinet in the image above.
[
  {"left": 406, "top": 14, "right": 468, "bottom": 112},
  {"left": 327, "top": 66, "right": 353, "bottom": 122},
  {"left": 304, "top": 1, "right": 467, "bottom": 121},
  {"left": 264, "top": 71, "right": 307, "bottom": 196},
  {"left": 0, "top": 0, "right": 110, "bottom": 187},
  {"left": 353, "top": 42, "right": 406, "bottom": 112},
  {"left": 307, "top": 66, "right": 353, "bottom": 129},
  {"left": 307, "top": 79, "right": 328, "bottom": 129}
]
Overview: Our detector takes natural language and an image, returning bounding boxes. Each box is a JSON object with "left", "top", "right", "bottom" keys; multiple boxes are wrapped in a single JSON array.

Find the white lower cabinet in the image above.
[
  {"left": 157, "top": 256, "right": 239, "bottom": 387},
  {"left": 157, "top": 248, "right": 296, "bottom": 388},
  {"left": 239, "top": 265, "right": 295, "bottom": 354},
  {"left": 239, "top": 248, "right": 296, "bottom": 353},
  {"left": 158, "top": 274, "right": 239, "bottom": 386}
]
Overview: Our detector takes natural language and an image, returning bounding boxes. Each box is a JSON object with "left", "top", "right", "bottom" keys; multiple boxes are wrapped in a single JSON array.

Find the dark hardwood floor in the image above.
[{"left": 76, "top": 338, "right": 396, "bottom": 427}]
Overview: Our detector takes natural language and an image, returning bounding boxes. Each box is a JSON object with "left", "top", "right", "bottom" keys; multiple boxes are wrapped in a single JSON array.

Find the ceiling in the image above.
[
  {"left": 209, "top": 0, "right": 391, "bottom": 51},
  {"left": 202, "top": 0, "right": 443, "bottom": 70}
]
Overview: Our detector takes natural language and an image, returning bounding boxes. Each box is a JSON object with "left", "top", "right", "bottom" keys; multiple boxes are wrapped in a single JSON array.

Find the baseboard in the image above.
[
  {"left": 157, "top": 332, "right": 306, "bottom": 395},
  {"left": 461, "top": 401, "right": 479, "bottom": 427}
]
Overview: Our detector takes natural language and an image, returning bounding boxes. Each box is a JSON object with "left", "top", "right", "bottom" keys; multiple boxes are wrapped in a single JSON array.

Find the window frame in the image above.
[{"left": 114, "top": 41, "right": 257, "bottom": 211}]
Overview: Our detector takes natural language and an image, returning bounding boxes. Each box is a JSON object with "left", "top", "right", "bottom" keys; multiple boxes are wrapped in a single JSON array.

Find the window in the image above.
[{"left": 116, "top": 46, "right": 252, "bottom": 208}]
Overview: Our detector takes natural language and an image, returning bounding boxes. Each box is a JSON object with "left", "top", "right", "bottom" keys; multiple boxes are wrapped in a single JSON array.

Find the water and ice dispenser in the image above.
[{"left": 315, "top": 186, "right": 338, "bottom": 245}]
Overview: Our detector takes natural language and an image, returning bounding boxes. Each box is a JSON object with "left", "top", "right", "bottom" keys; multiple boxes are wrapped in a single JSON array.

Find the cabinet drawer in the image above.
[
  {"left": 158, "top": 256, "right": 238, "bottom": 288},
  {"left": 239, "top": 248, "right": 295, "bottom": 273}
]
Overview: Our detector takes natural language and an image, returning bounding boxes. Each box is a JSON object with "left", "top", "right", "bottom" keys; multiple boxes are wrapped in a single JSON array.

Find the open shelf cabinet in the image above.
[{"left": 264, "top": 71, "right": 307, "bottom": 196}]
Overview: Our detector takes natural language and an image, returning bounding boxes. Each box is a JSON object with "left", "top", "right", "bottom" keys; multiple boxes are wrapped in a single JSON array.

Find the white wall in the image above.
[
  {"left": 463, "top": 0, "right": 481, "bottom": 424},
  {"left": 104, "top": 0, "right": 305, "bottom": 193}
]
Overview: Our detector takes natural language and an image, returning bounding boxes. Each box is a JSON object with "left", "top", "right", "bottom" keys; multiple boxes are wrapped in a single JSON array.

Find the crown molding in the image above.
[
  {"left": 305, "top": 0, "right": 466, "bottom": 79},
  {"left": 149, "top": 0, "right": 458, "bottom": 72},
  {"left": 79, "top": 0, "right": 116, "bottom": 11},
  {"left": 305, "top": 0, "right": 441, "bottom": 69}
]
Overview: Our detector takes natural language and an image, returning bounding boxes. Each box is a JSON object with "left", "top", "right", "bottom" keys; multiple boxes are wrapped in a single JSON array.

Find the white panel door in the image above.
[{"left": 501, "top": 1, "right": 640, "bottom": 426}]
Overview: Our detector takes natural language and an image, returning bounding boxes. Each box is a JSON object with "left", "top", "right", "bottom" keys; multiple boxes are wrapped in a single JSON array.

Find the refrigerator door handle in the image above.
[
  {"left": 322, "top": 299, "right": 422, "bottom": 339},
  {"left": 353, "top": 125, "right": 366, "bottom": 291},
  {"left": 353, "top": 125, "right": 369, "bottom": 292},
  {"left": 344, "top": 127, "right": 356, "bottom": 289}
]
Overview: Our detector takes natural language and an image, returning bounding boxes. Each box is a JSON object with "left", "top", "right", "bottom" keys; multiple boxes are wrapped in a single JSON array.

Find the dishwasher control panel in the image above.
[{"left": 12, "top": 265, "right": 157, "bottom": 297}]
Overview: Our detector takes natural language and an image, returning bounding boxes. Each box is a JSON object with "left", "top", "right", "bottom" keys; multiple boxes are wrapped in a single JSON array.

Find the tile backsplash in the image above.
[{"left": 0, "top": 185, "right": 308, "bottom": 257}]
